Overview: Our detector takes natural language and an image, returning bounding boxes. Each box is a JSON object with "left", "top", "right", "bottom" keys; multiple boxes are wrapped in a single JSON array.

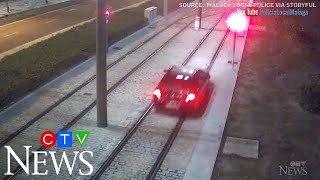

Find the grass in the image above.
[
  {"left": 0, "top": 1, "right": 156, "bottom": 110},
  {"left": 299, "top": 82, "right": 320, "bottom": 114}
]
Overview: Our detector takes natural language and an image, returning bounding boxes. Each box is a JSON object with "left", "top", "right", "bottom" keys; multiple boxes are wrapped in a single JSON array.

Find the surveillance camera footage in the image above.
[{"left": 0, "top": 0, "right": 319, "bottom": 179}]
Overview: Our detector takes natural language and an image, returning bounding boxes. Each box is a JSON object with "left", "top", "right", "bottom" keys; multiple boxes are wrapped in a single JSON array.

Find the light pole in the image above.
[
  {"left": 6, "top": 1, "right": 9, "bottom": 13},
  {"left": 198, "top": 0, "right": 202, "bottom": 29},
  {"left": 195, "top": 0, "right": 203, "bottom": 31},
  {"left": 232, "top": 32, "right": 237, "bottom": 65},
  {"left": 225, "top": 12, "right": 249, "bottom": 65},
  {"left": 96, "top": 0, "right": 108, "bottom": 127},
  {"left": 163, "top": 0, "right": 168, "bottom": 16}
]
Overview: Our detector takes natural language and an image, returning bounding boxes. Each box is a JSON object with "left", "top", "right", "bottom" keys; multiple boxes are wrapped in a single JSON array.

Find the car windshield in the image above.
[{"left": 161, "top": 73, "right": 196, "bottom": 89}]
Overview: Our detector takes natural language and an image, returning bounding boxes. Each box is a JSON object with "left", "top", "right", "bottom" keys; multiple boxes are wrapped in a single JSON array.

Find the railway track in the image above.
[
  {"left": 3, "top": 7, "right": 216, "bottom": 180},
  {"left": 148, "top": 29, "right": 230, "bottom": 180},
  {"left": 0, "top": 7, "right": 200, "bottom": 148},
  {"left": 90, "top": 12, "right": 230, "bottom": 180}
]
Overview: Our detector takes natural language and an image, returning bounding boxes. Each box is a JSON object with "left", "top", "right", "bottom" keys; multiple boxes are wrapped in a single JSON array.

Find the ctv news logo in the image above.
[
  {"left": 279, "top": 161, "right": 308, "bottom": 176},
  {"left": 40, "top": 130, "right": 90, "bottom": 148},
  {"left": 4, "top": 130, "right": 94, "bottom": 176}
]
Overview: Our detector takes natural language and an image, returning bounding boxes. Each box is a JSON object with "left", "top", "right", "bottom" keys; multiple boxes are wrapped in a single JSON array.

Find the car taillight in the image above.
[
  {"left": 185, "top": 93, "right": 195, "bottom": 102},
  {"left": 153, "top": 89, "right": 161, "bottom": 99}
]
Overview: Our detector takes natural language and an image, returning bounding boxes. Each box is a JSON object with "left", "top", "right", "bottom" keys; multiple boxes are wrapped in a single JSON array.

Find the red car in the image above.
[{"left": 153, "top": 66, "right": 211, "bottom": 112}]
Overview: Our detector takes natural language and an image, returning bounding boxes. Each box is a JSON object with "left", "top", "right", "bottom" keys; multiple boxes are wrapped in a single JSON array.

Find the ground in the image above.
[{"left": 212, "top": 2, "right": 320, "bottom": 180}]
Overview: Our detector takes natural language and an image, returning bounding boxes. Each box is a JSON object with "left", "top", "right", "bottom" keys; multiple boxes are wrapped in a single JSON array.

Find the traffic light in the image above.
[
  {"left": 105, "top": 10, "right": 110, "bottom": 18},
  {"left": 225, "top": 12, "right": 249, "bottom": 33},
  {"left": 225, "top": 12, "right": 250, "bottom": 65},
  {"left": 105, "top": 7, "right": 112, "bottom": 23}
]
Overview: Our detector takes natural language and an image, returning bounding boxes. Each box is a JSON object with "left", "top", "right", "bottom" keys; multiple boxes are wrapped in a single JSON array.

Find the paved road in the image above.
[
  {"left": 0, "top": 0, "right": 69, "bottom": 17},
  {"left": 0, "top": 0, "right": 145, "bottom": 53}
]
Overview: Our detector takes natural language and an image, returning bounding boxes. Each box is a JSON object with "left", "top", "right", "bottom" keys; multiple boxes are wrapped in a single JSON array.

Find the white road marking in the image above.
[
  {"left": 45, "top": 19, "right": 57, "bottom": 23},
  {"left": 3, "top": 31, "right": 18, "bottom": 37},
  {"left": 67, "top": 8, "right": 77, "bottom": 12}
]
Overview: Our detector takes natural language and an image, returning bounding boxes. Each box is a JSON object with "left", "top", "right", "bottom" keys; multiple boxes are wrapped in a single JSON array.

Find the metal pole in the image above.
[
  {"left": 198, "top": 0, "right": 202, "bottom": 29},
  {"left": 163, "top": 0, "right": 168, "bottom": 16},
  {"left": 275, "top": 30, "right": 281, "bottom": 75},
  {"left": 6, "top": 1, "right": 10, "bottom": 13},
  {"left": 96, "top": 0, "right": 108, "bottom": 127},
  {"left": 232, "top": 32, "right": 236, "bottom": 64}
]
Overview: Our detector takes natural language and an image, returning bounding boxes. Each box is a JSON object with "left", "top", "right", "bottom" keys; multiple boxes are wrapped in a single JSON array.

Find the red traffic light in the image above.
[
  {"left": 225, "top": 12, "right": 249, "bottom": 33},
  {"left": 105, "top": 7, "right": 112, "bottom": 18}
]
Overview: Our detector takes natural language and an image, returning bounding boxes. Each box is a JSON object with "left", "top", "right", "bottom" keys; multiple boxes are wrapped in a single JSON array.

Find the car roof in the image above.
[{"left": 168, "top": 66, "right": 208, "bottom": 77}]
